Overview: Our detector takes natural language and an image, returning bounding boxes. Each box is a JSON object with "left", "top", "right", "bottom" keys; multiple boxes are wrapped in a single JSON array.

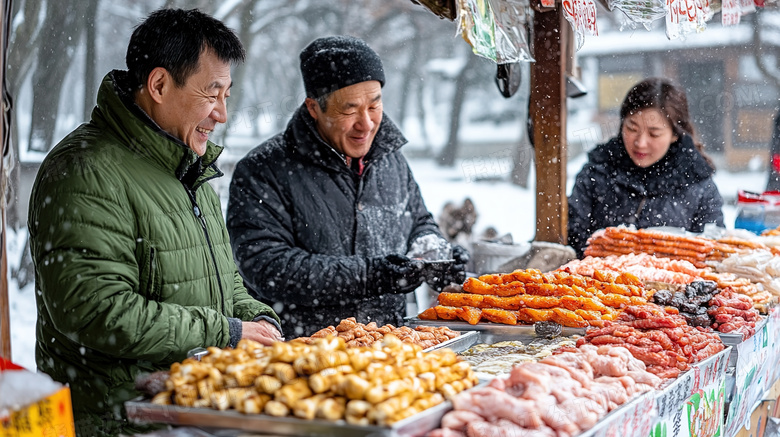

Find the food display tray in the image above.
[
  {"left": 126, "top": 395, "right": 452, "bottom": 437},
  {"left": 717, "top": 315, "right": 768, "bottom": 369},
  {"left": 651, "top": 346, "right": 731, "bottom": 420},
  {"left": 408, "top": 318, "right": 587, "bottom": 344},
  {"left": 577, "top": 390, "right": 656, "bottom": 437},
  {"left": 423, "top": 330, "right": 480, "bottom": 353}
]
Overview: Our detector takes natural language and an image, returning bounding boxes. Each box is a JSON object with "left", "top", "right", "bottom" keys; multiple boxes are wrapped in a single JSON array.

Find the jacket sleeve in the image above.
[
  {"left": 230, "top": 267, "right": 281, "bottom": 323},
  {"left": 30, "top": 166, "right": 233, "bottom": 363},
  {"left": 227, "top": 155, "right": 373, "bottom": 306},
  {"left": 567, "top": 165, "right": 598, "bottom": 257},
  {"left": 402, "top": 157, "right": 445, "bottom": 246},
  {"left": 691, "top": 178, "right": 725, "bottom": 231}
]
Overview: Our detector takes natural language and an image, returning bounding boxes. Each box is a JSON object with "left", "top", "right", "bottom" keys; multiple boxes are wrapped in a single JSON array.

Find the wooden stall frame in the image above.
[
  {"left": 531, "top": 6, "right": 572, "bottom": 244},
  {"left": 1, "top": 0, "right": 11, "bottom": 360}
]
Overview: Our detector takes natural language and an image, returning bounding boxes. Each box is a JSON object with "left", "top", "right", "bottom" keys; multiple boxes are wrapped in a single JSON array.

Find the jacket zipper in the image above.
[
  {"left": 184, "top": 184, "right": 226, "bottom": 316},
  {"left": 149, "top": 247, "right": 158, "bottom": 299}
]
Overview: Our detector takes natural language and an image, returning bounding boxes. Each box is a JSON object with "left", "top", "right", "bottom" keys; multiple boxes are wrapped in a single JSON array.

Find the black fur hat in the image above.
[{"left": 300, "top": 35, "right": 385, "bottom": 99}]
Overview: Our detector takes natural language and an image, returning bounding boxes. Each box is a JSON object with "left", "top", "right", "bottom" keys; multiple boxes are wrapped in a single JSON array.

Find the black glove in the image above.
[
  {"left": 367, "top": 254, "right": 426, "bottom": 295},
  {"left": 426, "top": 245, "right": 470, "bottom": 292}
]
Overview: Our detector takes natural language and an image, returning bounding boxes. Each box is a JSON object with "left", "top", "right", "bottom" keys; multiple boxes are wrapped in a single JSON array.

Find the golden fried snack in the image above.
[
  {"left": 457, "top": 306, "right": 483, "bottom": 325},
  {"left": 549, "top": 308, "right": 588, "bottom": 328},
  {"left": 516, "top": 308, "right": 553, "bottom": 323},
  {"left": 481, "top": 308, "right": 517, "bottom": 325},
  {"left": 433, "top": 305, "right": 460, "bottom": 320},
  {"left": 438, "top": 292, "right": 486, "bottom": 308},
  {"left": 558, "top": 295, "right": 609, "bottom": 313},
  {"left": 463, "top": 278, "right": 526, "bottom": 296},
  {"left": 275, "top": 378, "right": 313, "bottom": 408},
  {"left": 481, "top": 294, "right": 541, "bottom": 310}
]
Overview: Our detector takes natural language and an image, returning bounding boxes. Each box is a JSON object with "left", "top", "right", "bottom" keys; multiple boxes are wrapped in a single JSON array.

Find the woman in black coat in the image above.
[{"left": 568, "top": 78, "right": 724, "bottom": 257}]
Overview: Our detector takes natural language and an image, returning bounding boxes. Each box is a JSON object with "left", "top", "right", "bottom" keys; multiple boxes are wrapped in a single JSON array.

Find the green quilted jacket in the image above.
[{"left": 28, "top": 70, "right": 279, "bottom": 437}]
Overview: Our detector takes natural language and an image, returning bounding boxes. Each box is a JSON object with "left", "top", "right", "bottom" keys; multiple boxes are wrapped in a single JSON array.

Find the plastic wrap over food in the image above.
[
  {"left": 489, "top": 0, "right": 534, "bottom": 62},
  {"left": 610, "top": 0, "right": 667, "bottom": 30},
  {"left": 664, "top": 0, "right": 714, "bottom": 40},
  {"left": 561, "top": 0, "right": 599, "bottom": 50},
  {"left": 456, "top": 0, "right": 533, "bottom": 63},
  {"left": 722, "top": 0, "right": 755, "bottom": 26}
]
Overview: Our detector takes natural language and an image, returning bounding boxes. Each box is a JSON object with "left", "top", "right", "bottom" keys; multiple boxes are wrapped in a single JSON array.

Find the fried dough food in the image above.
[
  {"left": 420, "top": 269, "right": 646, "bottom": 327},
  {"left": 157, "top": 335, "right": 478, "bottom": 426}
]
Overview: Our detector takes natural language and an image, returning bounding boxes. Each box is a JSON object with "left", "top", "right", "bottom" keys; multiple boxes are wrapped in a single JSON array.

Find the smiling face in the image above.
[
  {"left": 621, "top": 108, "right": 678, "bottom": 168},
  {"left": 146, "top": 49, "right": 232, "bottom": 156},
  {"left": 305, "top": 81, "right": 383, "bottom": 159}
]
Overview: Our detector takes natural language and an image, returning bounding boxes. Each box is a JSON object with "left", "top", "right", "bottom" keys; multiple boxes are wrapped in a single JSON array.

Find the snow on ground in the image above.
[{"left": 6, "top": 155, "right": 769, "bottom": 371}]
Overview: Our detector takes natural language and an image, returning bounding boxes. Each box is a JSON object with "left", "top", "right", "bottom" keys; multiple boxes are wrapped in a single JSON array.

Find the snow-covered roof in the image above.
[{"left": 578, "top": 24, "right": 779, "bottom": 56}]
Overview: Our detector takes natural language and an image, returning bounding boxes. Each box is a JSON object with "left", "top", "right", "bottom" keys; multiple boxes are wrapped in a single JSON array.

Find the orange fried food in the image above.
[
  {"left": 458, "top": 306, "right": 483, "bottom": 325},
  {"left": 463, "top": 278, "right": 526, "bottom": 296},
  {"left": 524, "top": 283, "right": 563, "bottom": 296},
  {"left": 477, "top": 269, "right": 543, "bottom": 285},
  {"left": 629, "top": 296, "right": 650, "bottom": 306},
  {"left": 550, "top": 308, "right": 588, "bottom": 328},
  {"left": 433, "top": 305, "right": 460, "bottom": 320},
  {"left": 438, "top": 292, "right": 486, "bottom": 308},
  {"left": 548, "top": 271, "right": 590, "bottom": 288},
  {"left": 595, "top": 292, "right": 632, "bottom": 308},
  {"left": 559, "top": 295, "right": 610, "bottom": 313},
  {"left": 482, "top": 295, "right": 529, "bottom": 310},
  {"left": 615, "top": 272, "right": 643, "bottom": 287},
  {"left": 574, "top": 309, "right": 602, "bottom": 320},
  {"left": 600, "top": 310, "right": 619, "bottom": 321},
  {"left": 592, "top": 270, "right": 614, "bottom": 283},
  {"left": 418, "top": 307, "right": 438, "bottom": 320},
  {"left": 481, "top": 308, "right": 518, "bottom": 325},
  {"left": 597, "top": 283, "right": 638, "bottom": 297},
  {"left": 516, "top": 308, "right": 553, "bottom": 323}
]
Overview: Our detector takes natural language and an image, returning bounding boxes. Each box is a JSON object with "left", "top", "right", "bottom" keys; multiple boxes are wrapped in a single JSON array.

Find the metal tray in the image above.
[
  {"left": 652, "top": 346, "right": 731, "bottom": 420},
  {"left": 422, "top": 330, "right": 480, "bottom": 353},
  {"left": 126, "top": 395, "right": 452, "bottom": 437},
  {"left": 578, "top": 390, "right": 656, "bottom": 437},
  {"left": 408, "top": 318, "right": 587, "bottom": 342},
  {"left": 717, "top": 315, "right": 768, "bottom": 368}
]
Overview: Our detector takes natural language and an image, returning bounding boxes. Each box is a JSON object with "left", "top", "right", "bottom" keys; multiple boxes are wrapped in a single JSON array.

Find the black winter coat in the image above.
[
  {"left": 227, "top": 105, "right": 441, "bottom": 337},
  {"left": 568, "top": 134, "right": 724, "bottom": 257}
]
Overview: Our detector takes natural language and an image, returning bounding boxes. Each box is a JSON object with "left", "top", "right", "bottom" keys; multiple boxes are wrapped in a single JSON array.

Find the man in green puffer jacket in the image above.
[{"left": 28, "top": 9, "right": 281, "bottom": 437}]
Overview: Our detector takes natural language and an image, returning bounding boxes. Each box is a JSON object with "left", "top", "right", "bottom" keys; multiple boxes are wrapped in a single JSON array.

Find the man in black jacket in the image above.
[{"left": 227, "top": 36, "right": 468, "bottom": 337}]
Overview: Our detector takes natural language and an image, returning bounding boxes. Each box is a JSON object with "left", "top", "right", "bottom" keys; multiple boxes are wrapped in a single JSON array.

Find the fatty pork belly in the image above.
[{"left": 429, "top": 345, "right": 660, "bottom": 437}]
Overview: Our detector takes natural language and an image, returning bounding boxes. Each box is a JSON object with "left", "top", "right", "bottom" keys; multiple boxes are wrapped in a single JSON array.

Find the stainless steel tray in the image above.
[
  {"left": 717, "top": 315, "right": 768, "bottom": 368},
  {"left": 578, "top": 390, "right": 656, "bottom": 437},
  {"left": 408, "top": 318, "right": 587, "bottom": 342},
  {"left": 422, "top": 330, "right": 480, "bottom": 353},
  {"left": 126, "top": 396, "right": 452, "bottom": 437},
  {"left": 652, "top": 346, "right": 731, "bottom": 420}
]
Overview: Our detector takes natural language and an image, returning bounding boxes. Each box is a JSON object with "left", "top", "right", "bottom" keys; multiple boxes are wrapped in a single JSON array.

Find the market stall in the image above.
[
  {"left": 3, "top": 2, "right": 780, "bottom": 437},
  {"left": 117, "top": 226, "right": 780, "bottom": 436}
]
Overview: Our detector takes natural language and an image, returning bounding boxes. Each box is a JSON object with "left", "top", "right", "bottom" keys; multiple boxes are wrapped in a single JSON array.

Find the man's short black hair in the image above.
[{"left": 126, "top": 8, "right": 245, "bottom": 90}]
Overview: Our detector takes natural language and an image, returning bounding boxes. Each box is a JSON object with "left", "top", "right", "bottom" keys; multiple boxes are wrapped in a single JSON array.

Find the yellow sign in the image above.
[{"left": 0, "top": 387, "right": 75, "bottom": 437}]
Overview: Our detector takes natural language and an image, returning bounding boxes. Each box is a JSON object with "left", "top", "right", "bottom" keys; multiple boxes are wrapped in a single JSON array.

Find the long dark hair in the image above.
[
  {"left": 620, "top": 77, "right": 715, "bottom": 170},
  {"left": 126, "top": 8, "right": 246, "bottom": 90}
]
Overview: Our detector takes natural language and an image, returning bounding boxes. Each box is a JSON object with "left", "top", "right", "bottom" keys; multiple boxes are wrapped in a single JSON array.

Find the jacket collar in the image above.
[
  {"left": 92, "top": 70, "right": 224, "bottom": 190},
  {"left": 588, "top": 134, "right": 714, "bottom": 194},
  {"left": 283, "top": 104, "right": 407, "bottom": 172}
]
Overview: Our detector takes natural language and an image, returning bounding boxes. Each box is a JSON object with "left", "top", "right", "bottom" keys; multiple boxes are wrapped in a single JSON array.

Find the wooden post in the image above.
[
  {"left": 0, "top": 0, "right": 10, "bottom": 360},
  {"left": 530, "top": 6, "right": 571, "bottom": 244}
]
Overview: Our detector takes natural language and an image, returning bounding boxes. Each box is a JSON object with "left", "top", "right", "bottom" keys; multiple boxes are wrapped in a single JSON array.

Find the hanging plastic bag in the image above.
[
  {"left": 561, "top": 0, "right": 599, "bottom": 50},
  {"left": 489, "top": 0, "right": 534, "bottom": 62},
  {"left": 665, "top": 0, "right": 713, "bottom": 39},
  {"left": 609, "top": 0, "right": 667, "bottom": 30},
  {"left": 456, "top": 0, "right": 533, "bottom": 64}
]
